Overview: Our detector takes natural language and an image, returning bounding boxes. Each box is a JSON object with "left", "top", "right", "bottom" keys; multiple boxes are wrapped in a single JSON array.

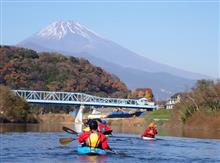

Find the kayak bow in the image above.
[{"left": 142, "top": 136, "right": 156, "bottom": 141}]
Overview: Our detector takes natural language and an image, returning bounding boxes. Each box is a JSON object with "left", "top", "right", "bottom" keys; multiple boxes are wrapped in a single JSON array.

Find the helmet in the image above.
[
  {"left": 148, "top": 122, "right": 155, "bottom": 128},
  {"left": 102, "top": 120, "right": 107, "bottom": 125},
  {"left": 89, "top": 120, "right": 98, "bottom": 130}
]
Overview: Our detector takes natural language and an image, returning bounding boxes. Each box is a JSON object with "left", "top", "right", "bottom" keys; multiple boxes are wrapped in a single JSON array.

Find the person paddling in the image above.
[
  {"left": 98, "top": 120, "right": 112, "bottom": 134},
  {"left": 142, "top": 122, "right": 158, "bottom": 138},
  {"left": 77, "top": 120, "right": 111, "bottom": 150}
]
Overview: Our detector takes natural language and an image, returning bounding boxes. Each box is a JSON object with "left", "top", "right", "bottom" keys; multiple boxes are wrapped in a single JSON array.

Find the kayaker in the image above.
[
  {"left": 77, "top": 120, "right": 111, "bottom": 150},
  {"left": 83, "top": 119, "right": 101, "bottom": 132},
  {"left": 142, "top": 122, "right": 158, "bottom": 138},
  {"left": 98, "top": 120, "right": 112, "bottom": 134}
]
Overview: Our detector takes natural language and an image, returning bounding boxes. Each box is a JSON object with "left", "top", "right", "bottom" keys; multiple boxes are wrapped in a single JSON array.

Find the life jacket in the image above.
[
  {"left": 148, "top": 129, "right": 154, "bottom": 135},
  {"left": 145, "top": 128, "right": 157, "bottom": 138},
  {"left": 86, "top": 131, "right": 100, "bottom": 148}
]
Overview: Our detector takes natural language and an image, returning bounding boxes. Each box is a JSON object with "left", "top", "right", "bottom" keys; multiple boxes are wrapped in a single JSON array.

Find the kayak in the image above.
[
  {"left": 77, "top": 146, "right": 107, "bottom": 155},
  {"left": 106, "top": 111, "right": 143, "bottom": 118},
  {"left": 142, "top": 136, "right": 156, "bottom": 141}
]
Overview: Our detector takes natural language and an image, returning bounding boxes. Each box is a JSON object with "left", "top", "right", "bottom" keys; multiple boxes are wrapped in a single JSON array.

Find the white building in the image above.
[{"left": 166, "top": 94, "right": 181, "bottom": 109}]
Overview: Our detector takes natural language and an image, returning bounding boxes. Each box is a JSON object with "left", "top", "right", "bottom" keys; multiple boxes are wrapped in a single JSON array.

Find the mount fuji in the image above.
[{"left": 17, "top": 20, "right": 206, "bottom": 99}]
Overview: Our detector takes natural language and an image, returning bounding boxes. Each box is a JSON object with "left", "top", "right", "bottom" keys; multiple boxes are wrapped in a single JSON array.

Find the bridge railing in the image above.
[{"left": 13, "top": 90, "right": 156, "bottom": 109}]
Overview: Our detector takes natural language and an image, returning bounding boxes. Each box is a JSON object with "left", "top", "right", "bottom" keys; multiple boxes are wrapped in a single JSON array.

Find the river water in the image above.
[{"left": 1, "top": 124, "right": 220, "bottom": 163}]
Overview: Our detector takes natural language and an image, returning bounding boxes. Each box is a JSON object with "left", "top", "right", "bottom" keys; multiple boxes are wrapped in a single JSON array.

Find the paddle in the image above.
[
  {"left": 108, "top": 148, "right": 119, "bottom": 154},
  {"left": 103, "top": 130, "right": 113, "bottom": 135},
  {"left": 63, "top": 126, "right": 113, "bottom": 136},
  {"left": 62, "top": 126, "right": 78, "bottom": 135},
  {"left": 108, "top": 148, "right": 127, "bottom": 156},
  {"left": 59, "top": 138, "right": 75, "bottom": 145}
]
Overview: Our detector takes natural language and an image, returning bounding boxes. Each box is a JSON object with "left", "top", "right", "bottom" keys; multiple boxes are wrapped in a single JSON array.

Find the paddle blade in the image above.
[
  {"left": 108, "top": 148, "right": 127, "bottom": 156},
  {"left": 103, "top": 130, "right": 113, "bottom": 135},
  {"left": 62, "top": 126, "right": 78, "bottom": 135},
  {"left": 59, "top": 138, "right": 75, "bottom": 145}
]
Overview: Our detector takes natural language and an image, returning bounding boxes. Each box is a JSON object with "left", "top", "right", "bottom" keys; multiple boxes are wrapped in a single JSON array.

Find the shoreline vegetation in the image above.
[{"left": 0, "top": 79, "right": 220, "bottom": 132}]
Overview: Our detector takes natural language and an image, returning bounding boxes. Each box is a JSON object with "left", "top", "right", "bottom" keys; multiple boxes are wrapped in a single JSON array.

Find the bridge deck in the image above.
[{"left": 13, "top": 90, "right": 157, "bottom": 110}]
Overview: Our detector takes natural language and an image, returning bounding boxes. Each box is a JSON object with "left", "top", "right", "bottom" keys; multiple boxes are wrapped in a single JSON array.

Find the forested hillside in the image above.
[{"left": 0, "top": 46, "right": 128, "bottom": 97}]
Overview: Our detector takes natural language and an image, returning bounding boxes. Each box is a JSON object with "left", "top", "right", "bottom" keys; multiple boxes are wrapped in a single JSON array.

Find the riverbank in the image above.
[
  {"left": 1, "top": 108, "right": 220, "bottom": 139},
  {"left": 183, "top": 111, "right": 220, "bottom": 131},
  {"left": 2, "top": 109, "right": 220, "bottom": 132},
  {"left": 0, "top": 113, "right": 75, "bottom": 124},
  {"left": 1, "top": 120, "right": 219, "bottom": 139},
  {"left": 1, "top": 110, "right": 220, "bottom": 139},
  {"left": 36, "top": 113, "right": 75, "bottom": 123}
]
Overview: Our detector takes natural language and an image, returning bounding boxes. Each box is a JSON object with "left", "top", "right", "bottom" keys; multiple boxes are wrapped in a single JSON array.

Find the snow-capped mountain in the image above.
[
  {"left": 19, "top": 21, "right": 103, "bottom": 53},
  {"left": 17, "top": 20, "right": 207, "bottom": 99},
  {"left": 36, "top": 21, "right": 100, "bottom": 40}
]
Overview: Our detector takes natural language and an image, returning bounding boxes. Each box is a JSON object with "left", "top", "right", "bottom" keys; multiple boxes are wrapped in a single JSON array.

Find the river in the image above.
[{"left": 1, "top": 124, "right": 220, "bottom": 163}]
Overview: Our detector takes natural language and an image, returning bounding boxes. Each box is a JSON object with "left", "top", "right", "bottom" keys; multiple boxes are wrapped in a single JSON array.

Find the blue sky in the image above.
[{"left": 1, "top": 1, "right": 219, "bottom": 78}]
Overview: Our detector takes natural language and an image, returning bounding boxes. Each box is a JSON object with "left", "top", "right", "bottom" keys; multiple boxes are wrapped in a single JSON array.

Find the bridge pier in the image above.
[{"left": 74, "top": 105, "right": 84, "bottom": 133}]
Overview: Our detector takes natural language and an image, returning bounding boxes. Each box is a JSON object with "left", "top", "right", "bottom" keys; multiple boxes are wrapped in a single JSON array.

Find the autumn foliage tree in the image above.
[
  {"left": 129, "top": 88, "right": 154, "bottom": 101},
  {"left": 171, "top": 79, "right": 220, "bottom": 123},
  {"left": 0, "top": 46, "right": 129, "bottom": 98},
  {"left": 0, "top": 85, "right": 29, "bottom": 122}
]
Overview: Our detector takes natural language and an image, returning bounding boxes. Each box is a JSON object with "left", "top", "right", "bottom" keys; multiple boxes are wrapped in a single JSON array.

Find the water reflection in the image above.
[
  {"left": 78, "top": 155, "right": 108, "bottom": 163},
  {"left": 0, "top": 123, "right": 73, "bottom": 133},
  {"left": 0, "top": 123, "right": 219, "bottom": 139},
  {"left": 111, "top": 124, "right": 220, "bottom": 139}
]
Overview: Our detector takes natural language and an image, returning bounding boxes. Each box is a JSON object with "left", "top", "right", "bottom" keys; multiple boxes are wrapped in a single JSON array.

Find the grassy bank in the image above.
[
  {"left": 107, "top": 109, "right": 172, "bottom": 129},
  {"left": 147, "top": 109, "right": 171, "bottom": 120},
  {"left": 142, "top": 109, "right": 172, "bottom": 126}
]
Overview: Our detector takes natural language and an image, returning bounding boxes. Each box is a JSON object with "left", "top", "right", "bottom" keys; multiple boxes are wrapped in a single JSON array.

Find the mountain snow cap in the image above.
[{"left": 36, "top": 20, "right": 100, "bottom": 40}]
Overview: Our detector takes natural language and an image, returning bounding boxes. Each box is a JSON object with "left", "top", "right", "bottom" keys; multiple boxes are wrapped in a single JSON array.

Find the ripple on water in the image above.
[{"left": 1, "top": 133, "right": 220, "bottom": 163}]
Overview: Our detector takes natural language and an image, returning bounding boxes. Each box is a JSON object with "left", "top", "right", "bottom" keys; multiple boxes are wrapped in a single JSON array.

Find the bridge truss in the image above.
[{"left": 13, "top": 90, "right": 156, "bottom": 110}]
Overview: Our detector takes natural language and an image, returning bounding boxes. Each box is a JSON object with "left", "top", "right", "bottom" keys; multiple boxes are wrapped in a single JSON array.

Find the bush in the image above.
[
  {"left": 0, "top": 85, "right": 29, "bottom": 122},
  {"left": 172, "top": 80, "right": 220, "bottom": 123}
]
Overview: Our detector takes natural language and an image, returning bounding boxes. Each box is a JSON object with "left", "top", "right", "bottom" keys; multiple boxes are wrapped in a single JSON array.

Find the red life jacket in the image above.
[
  {"left": 142, "top": 128, "right": 158, "bottom": 138},
  {"left": 98, "top": 123, "right": 111, "bottom": 133}
]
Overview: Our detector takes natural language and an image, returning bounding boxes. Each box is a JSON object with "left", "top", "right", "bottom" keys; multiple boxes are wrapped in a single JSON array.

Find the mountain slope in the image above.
[
  {"left": 80, "top": 54, "right": 195, "bottom": 99},
  {"left": 17, "top": 20, "right": 203, "bottom": 98},
  {"left": 18, "top": 21, "right": 206, "bottom": 79}
]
